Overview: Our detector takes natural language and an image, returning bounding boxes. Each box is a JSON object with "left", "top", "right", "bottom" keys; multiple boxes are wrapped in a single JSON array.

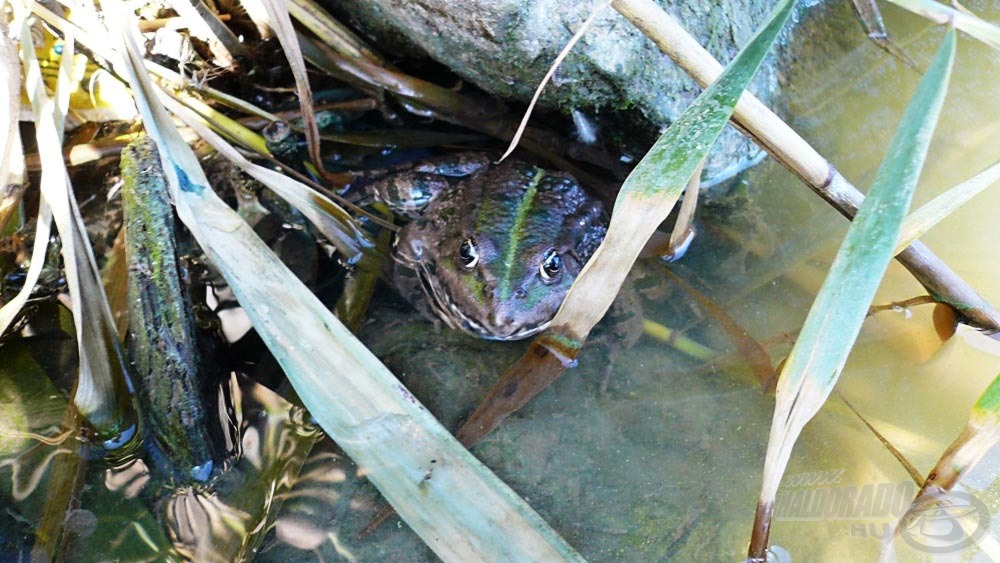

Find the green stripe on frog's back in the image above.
[{"left": 475, "top": 165, "right": 545, "bottom": 301}]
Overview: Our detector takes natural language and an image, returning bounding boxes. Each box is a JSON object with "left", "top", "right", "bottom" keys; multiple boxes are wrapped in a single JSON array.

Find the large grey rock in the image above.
[{"left": 327, "top": 0, "right": 786, "bottom": 183}]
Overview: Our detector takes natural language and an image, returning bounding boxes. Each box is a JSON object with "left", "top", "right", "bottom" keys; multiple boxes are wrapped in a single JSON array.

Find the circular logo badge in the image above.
[{"left": 899, "top": 490, "right": 991, "bottom": 554}]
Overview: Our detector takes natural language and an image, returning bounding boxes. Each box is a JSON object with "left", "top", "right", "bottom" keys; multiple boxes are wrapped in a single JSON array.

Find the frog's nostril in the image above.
[
  {"left": 514, "top": 288, "right": 527, "bottom": 299},
  {"left": 489, "top": 311, "right": 515, "bottom": 327}
]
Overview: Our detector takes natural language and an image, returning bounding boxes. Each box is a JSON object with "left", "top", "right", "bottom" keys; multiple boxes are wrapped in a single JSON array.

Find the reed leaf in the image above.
[
  {"left": 890, "top": 371, "right": 1000, "bottom": 557},
  {"left": 161, "top": 95, "right": 373, "bottom": 262},
  {"left": 0, "top": 19, "right": 24, "bottom": 212},
  {"left": 169, "top": 92, "right": 270, "bottom": 155},
  {"left": 254, "top": 0, "right": 324, "bottom": 173},
  {"left": 457, "top": 0, "right": 795, "bottom": 446},
  {"left": 910, "top": 372, "right": 1000, "bottom": 496},
  {"left": 286, "top": 0, "right": 385, "bottom": 65},
  {"left": 747, "top": 28, "right": 957, "bottom": 560},
  {"left": 13, "top": 6, "right": 135, "bottom": 441},
  {"left": 551, "top": 0, "right": 793, "bottom": 348},
  {"left": 613, "top": 0, "right": 1000, "bottom": 333},
  {"left": 104, "top": 4, "right": 583, "bottom": 560},
  {"left": 885, "top": 0, "right": 1000, "bottom": 50},
  {"left": 895, "top": 160, "right": 1000, "bottom": 253},
  {"left": 0, "top": 11, "right": 35, "bottom": 334}
]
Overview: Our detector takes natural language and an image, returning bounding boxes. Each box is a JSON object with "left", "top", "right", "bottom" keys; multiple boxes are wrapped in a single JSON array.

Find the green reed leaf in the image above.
[
  {"left": 749, "top": 27, "right": 957, "bottom": 560},
  {"left": 103, "top": 3, "right": 583, "bottom": 560}
]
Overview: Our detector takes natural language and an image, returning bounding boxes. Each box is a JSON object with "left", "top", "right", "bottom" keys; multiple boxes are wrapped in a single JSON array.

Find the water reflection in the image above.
[
  {"left": 0, "top": 372, "right": 320, "bottom": 561},
  {"left": 104, "top": 457, "right": 150, "bottom": 499},
  {"left": 2, "top": 2, "right": 998, "bottom": 561},
  {"left": 262, "top": 3, "right": 1000, "bottom": 561}
]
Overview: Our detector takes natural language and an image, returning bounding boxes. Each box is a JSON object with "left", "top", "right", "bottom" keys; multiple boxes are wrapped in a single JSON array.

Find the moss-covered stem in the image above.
[{"left": 121, "top": 137, "right": 213, "bottom": 482}]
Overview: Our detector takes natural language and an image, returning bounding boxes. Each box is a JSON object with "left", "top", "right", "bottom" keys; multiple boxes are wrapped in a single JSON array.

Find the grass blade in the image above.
[
  {"left": 0, "top": 15, "right": 38, "bottom": 332},
  {"left": 254, "top": 0, "right": 324, "bottom": 175},
  {"left": 457, "top": 0, "right": 795, "bottom": 446},
  {"left": 885, "top": 0, "right": 1000, "bottom": 50},
  {"left": 910, "top": 372, "right": 1000, "bottom": 496},
  {"left": 748, "top": 28, "right": 957, "bottom": 560},
  {"left": 15, "top": 5, "right": 135, "bottom": 440},
  {"left": 895, "top": 160, "right": 1000, "bottom": 253},
  {"left": 161, "top": 95, "right": 374, "bottom": 262},
  {"left": 1, "top": 18, "right": 24, "bottom": 207},
  {"left": 169, "top": 92, "right": 271, "bottom": 155},
  {"left": 104, "top": 4, "right": 583, "bottom": 560},
  {"left": 286, "top": 0, "right": 385, "bottom": 65},
  {"left": 0, "top": 203, "right": 53, "bottom": 336}
]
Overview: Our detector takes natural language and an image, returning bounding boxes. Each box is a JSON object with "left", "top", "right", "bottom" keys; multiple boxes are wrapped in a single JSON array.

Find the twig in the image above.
[
  {"left": 499, "top": 0, "right": 614, "bottom": 162},
  {"left": 612, "top": 0, "right": 1000, "bottom": 333}
]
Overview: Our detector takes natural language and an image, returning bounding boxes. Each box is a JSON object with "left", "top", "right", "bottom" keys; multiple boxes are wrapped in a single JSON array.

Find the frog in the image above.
[{"left": 362, "top": 153, "right": 608, "bottom": 341}]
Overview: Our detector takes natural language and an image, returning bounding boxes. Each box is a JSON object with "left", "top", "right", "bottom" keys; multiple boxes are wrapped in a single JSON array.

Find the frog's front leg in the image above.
[
  {"left": 391, "top": 261, "right": 446, "bottom": 333},
  {"left": 594, "top": 277, "right": 646, "bottom": 394},
  {"left": 363, "top": 153, "right": 491, "bottom": 220}
]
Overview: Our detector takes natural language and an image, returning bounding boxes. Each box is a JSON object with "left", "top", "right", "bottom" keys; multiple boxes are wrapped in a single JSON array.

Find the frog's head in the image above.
[{"left": 394, "top": 162, "right": 606, "bottom": 341}]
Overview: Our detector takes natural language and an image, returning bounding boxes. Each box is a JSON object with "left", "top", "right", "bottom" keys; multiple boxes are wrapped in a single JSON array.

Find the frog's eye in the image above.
[
  {"left": 458, "top": 238, "right": 479, "bottom": 269},
  {"left": 539, "top": 249, "right": 562, "bottom": 282}
]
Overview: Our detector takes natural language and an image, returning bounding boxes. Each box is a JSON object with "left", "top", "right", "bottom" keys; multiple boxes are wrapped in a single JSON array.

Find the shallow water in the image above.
[
  {"left": 259, "top": 3, "right": 1000, "bottom": 560},
  {"left": 2, "top": 1, "right": 998, "bottom": 561}
]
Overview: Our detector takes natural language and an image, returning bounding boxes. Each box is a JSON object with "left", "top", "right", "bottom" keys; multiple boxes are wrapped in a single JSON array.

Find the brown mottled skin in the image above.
[{"left": 367, "top": 153, "right": 607, "bottom": 340}]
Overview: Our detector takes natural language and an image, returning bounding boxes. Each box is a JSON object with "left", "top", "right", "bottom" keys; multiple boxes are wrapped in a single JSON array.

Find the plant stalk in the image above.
[{"left": 612, "top": 0, "right": 1000, "bottom": 333}]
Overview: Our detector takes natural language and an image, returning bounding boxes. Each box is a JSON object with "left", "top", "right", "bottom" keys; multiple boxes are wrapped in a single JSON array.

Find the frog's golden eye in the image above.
[
  {"left": 539, "top": 249, "right": 562, "bottom": 282},
  {"left": 459, "top": 238, "right": 479, "bottom": 269}
]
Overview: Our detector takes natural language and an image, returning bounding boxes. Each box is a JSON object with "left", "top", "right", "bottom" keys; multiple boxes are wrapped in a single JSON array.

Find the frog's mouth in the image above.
[{"left": 413, "top": 264, "right": 548, "bottom": 341}]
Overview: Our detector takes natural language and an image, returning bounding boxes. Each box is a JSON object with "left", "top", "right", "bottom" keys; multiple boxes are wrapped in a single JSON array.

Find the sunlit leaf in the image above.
[
  {"left": 13, "top": 7, "right": 134, "bottom": 440},
  {"left": 104, "top": 4, "right": 583, "bottom": 560},
  {"left": 885, "top": 0, "right": 1000, "bottom": 50},
  {"left": 910, "top": 371, "right": 1000, "bottom": 495},
  {"left": 457, "top": 0, "right": 796, "bottom": 446},
  {"left": 0, "top": 16, "right": 34, "bottom": 330},
  {"left": 748, "top": 28, "right": 957, "bottom": 561},
  {"left": 170, "top": 91, "right": 270, "bottom": 155},
  {"left": 895, "top": 160, "right": 1000, "bottom": 253},
  {"left": 161, "top": 96, "right": 373, "bottom": 262}
]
